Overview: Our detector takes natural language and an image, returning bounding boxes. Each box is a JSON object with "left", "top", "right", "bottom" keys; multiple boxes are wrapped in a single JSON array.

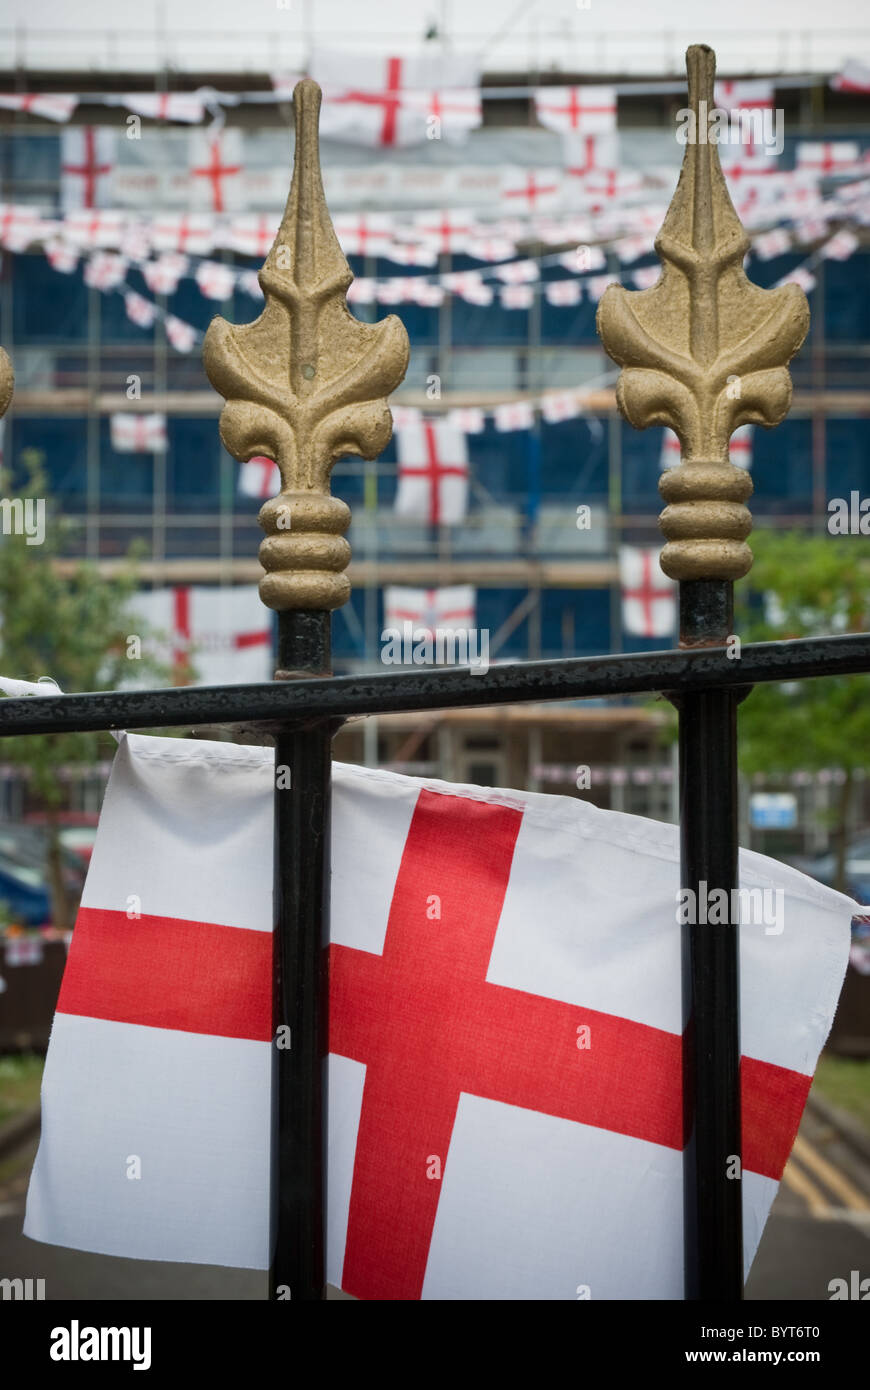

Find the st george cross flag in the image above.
[
  {"left": 25, "top": 734, "right": 853, "bottom": 1297},
  {"left": 60, "top": 128, "right": 115, "bottom": 211},
  {"left": 110, "top": 412, "right": 167, "bottom": 454},
  {"left": 619, "top": 546, "right": 676, "bottom": 639},
  {"left": 383, "top": 584, "right": 476, "bottom": 640},
  {"left": 127, "top": 585, "right": 272, "bottom": 686},
  {"left": 395, "top": 418, "right": 469, "bottom": 525}
]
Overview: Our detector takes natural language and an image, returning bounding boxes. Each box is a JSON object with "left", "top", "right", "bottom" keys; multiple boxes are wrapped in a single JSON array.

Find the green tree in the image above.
[
  {"left": 735, "top": 529, "right": 870, "bottom": 891},
  {"left": 0, "top": 452, "right": 168, "bottom": 928}
]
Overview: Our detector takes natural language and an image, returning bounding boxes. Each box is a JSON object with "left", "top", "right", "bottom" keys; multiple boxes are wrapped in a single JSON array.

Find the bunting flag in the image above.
[
  {"left": 195, "top": 260, "right": 237, "bottom": 301},
  {"left": 795, "top": 142, "right": 861, "bottom": 175},
  {"left": 395, "top": 418, "right": 469, "bottom": 526},
  {"left": 151, "top": 214, "right": 216, "bottom": 256},
  {"left": 164, "top": 314, "right": 198, "bottom": 353},
  {"left": 60, "top": 128, "right": 115, "bottom": 210},
  {"left": 122, "top": 93, "right": 206, "bottom": 124},
  {"left": 25, "top": 734, "right": 854, "bottom": 1295},
  {"left": 541, "top": 391, "right": 582, "bottom": 423},
  {"left": 0, "top": 204, "right": 42, "bottom": 252},
  {"left": 63, "top": 209, "right": 125, "bottom": 249},
  {"left": 127, "top": 586, "right": 272, "bottom": 686},
  {"left": 0, "top": 93, "right": 77, "bottom": 122},
  {"left": 142, "top": 253, "right": 189, "bottom": 295},
  {"left": 493, "top": 400, "right": 535, "bottom": 432},
  {"left": 311, "top": 49, "right": 480, "bottom": 149},
  {"left": 447, "top": 407, "right": 485, "bottom": 435},
  {"left": 383, "top": 585, "right": 476, "bottom": 638},
  {"left": 831, "top": 61, "right": 870, "bottom": 93},
  {"left": 123, "top": 289, "right": 158, "bottom": 329},
  {"left": 83, "top": 252, "right": 128, "bottom": 290},
  {"left": 534, "top": 86, "right": 617, "bottom": 136},
  {"left": 110, "top": 412, "right": 167, "bottom": 454},
  {"left": 619, "top": 546, "right": 676, "bottom": 639},
  {"left": 189, "top": 130, "right": 244, "bottom": 213}
]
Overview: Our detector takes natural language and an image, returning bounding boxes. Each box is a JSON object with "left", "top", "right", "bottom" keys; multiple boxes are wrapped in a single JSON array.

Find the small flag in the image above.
[
  {"left": 110, "top": 412, "right": 167, "bottom": 454},
  {"left": 619, "top": 545, "right": 676, "bottom": 638},
  {"left": 395, "top": 419, "right": 469, "bottom": 525}
]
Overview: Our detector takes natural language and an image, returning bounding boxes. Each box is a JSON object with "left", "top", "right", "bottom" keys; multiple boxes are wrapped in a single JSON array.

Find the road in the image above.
[{"left": 0, "top": 1101, "right": 867, "bottom": 1301}]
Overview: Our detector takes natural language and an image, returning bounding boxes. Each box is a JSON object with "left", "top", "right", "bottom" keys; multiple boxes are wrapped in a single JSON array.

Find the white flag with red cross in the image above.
[
  {"left": 0, "top": 93, "right": 77, "bottom": 122},
  {"left": 121, "top": 92, "right": 206, "bottom": 124},
  {"left": 383, "top": 586, "right": 476, "bottom": 639},
  {"left": 312, "top": 49, "right": 480, "bottom": 149},
  {"left": 189, "top": 130, "right": 244, "bottom": 213},
  {"left": 534, "top": 86, "right": 616, "bottom": 135},
  {"left": 60, "top": 128, "right": 116, "bottom": 211},
  {"left": 619, "top": 546, "right": 676, "bottom": 639},
  {"left": 126, "top": 585, "right": 272, "bottom": 686},
  {"left": 395, "top": 418, "right": 469, "bottom": 526},
  {"left": 25, "top": 734, "right": 853, "bottom": 1296},
  {"left": 110, "top": 412, "right": 167, "bottom": 454}
]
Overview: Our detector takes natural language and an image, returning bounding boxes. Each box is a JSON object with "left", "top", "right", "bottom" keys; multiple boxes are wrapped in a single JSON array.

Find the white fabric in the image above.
[
  {"left": 25, "top": 735, "right": 854, "bottom": 1293},
  {"left": 126, "top": 586, "right": 272, "bottom": 686}
]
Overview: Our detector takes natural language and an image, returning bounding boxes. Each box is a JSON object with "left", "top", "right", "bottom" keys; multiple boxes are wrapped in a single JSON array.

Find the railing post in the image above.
[
  {"left": 597, "top": 44, "right": 809, "bottom": 1299},
  {"left": 202, "top": 79, "right": 409, "bottom": 1299}
]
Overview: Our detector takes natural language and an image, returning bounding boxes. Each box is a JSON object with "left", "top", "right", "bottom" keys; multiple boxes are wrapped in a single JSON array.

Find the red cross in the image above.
[
  {"left": 352, "top": 215, "right": 385, "bottom": 256},
  {"left": 330, "top": 790, "right": 808, "bottom": 1299},
  {"left": 153, "top": 215, "right": 207, "bottom": 252},
  {"left": 191, "top": 139, "right": 242, "bottom": 212},
  {"left": 801, "top": 145, "right": 848, "bottom": 174},
  {"left": 417, "top": 213, "right": 472, "bottom": 254},
  {"left": 539, "top": 89, "right": 614, "bottom": 129},
  {"left": 333, "top": 56, "right": 404, "bottom": 146},
  {"left": 61, "top": 128, "right": 112, "bottom": 209},
  {"left": 505, "top": 174, "right": 559, "bottom": 208},
  {"left": 623, "top": 551, "right": 672, "bottom": 637},
  {"left": 399, "top": 422, "right": 467, "bottom": 525},
  {"left": 242, "top": 217, "right": 275, "bottom": 257}
]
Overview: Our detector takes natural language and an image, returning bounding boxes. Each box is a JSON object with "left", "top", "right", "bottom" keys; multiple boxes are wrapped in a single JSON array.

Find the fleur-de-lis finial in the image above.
[
  {"left": 0, "top": 347, "right": 12, "bottom": 425},
  {"left": 596, "top": 44, "right": 809, "bottom": 581},
  {"left": 204, "top": 79, "right": 410, "bottom": 610}
]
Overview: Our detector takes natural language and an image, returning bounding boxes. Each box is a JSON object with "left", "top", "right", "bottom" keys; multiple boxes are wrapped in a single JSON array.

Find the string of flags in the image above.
[{"left": 1, "top": 61, "right": 867, "bottom": 135}]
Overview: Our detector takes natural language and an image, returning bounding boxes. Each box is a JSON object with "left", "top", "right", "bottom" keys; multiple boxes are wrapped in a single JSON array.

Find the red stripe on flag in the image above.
[
  {"left": 57, "top": 906, "right": 272, "bottom": 1042},
  {"left": 742, "top": 1054, "right": 811, "bottom": 1179}
]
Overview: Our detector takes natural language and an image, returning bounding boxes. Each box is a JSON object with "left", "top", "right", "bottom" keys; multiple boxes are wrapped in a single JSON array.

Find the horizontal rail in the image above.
[{"left": 1, "top": 632, "right": 869, "bottom": 737}]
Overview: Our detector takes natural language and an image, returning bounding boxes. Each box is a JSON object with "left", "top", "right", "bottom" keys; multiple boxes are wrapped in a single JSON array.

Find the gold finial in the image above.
[
  {"left": 0, "top": 347, "right": 13, "bottom": 423},
  {"left": 596, "top": 44, "right": 809, "bottom": 581},
  {"left": 203, "top": 79, "right": 410, "bottom": 610}
]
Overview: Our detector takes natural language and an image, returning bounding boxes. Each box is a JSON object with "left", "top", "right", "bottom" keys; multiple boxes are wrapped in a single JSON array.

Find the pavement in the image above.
[{"left": 0, "top": 1092, "right": 867, "bottom": 1301}]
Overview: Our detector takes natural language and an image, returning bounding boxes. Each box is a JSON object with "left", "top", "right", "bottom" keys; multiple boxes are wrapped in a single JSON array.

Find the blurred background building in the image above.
[{"left": 0, "top": 13, "right": 869, "bottom": 854}]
